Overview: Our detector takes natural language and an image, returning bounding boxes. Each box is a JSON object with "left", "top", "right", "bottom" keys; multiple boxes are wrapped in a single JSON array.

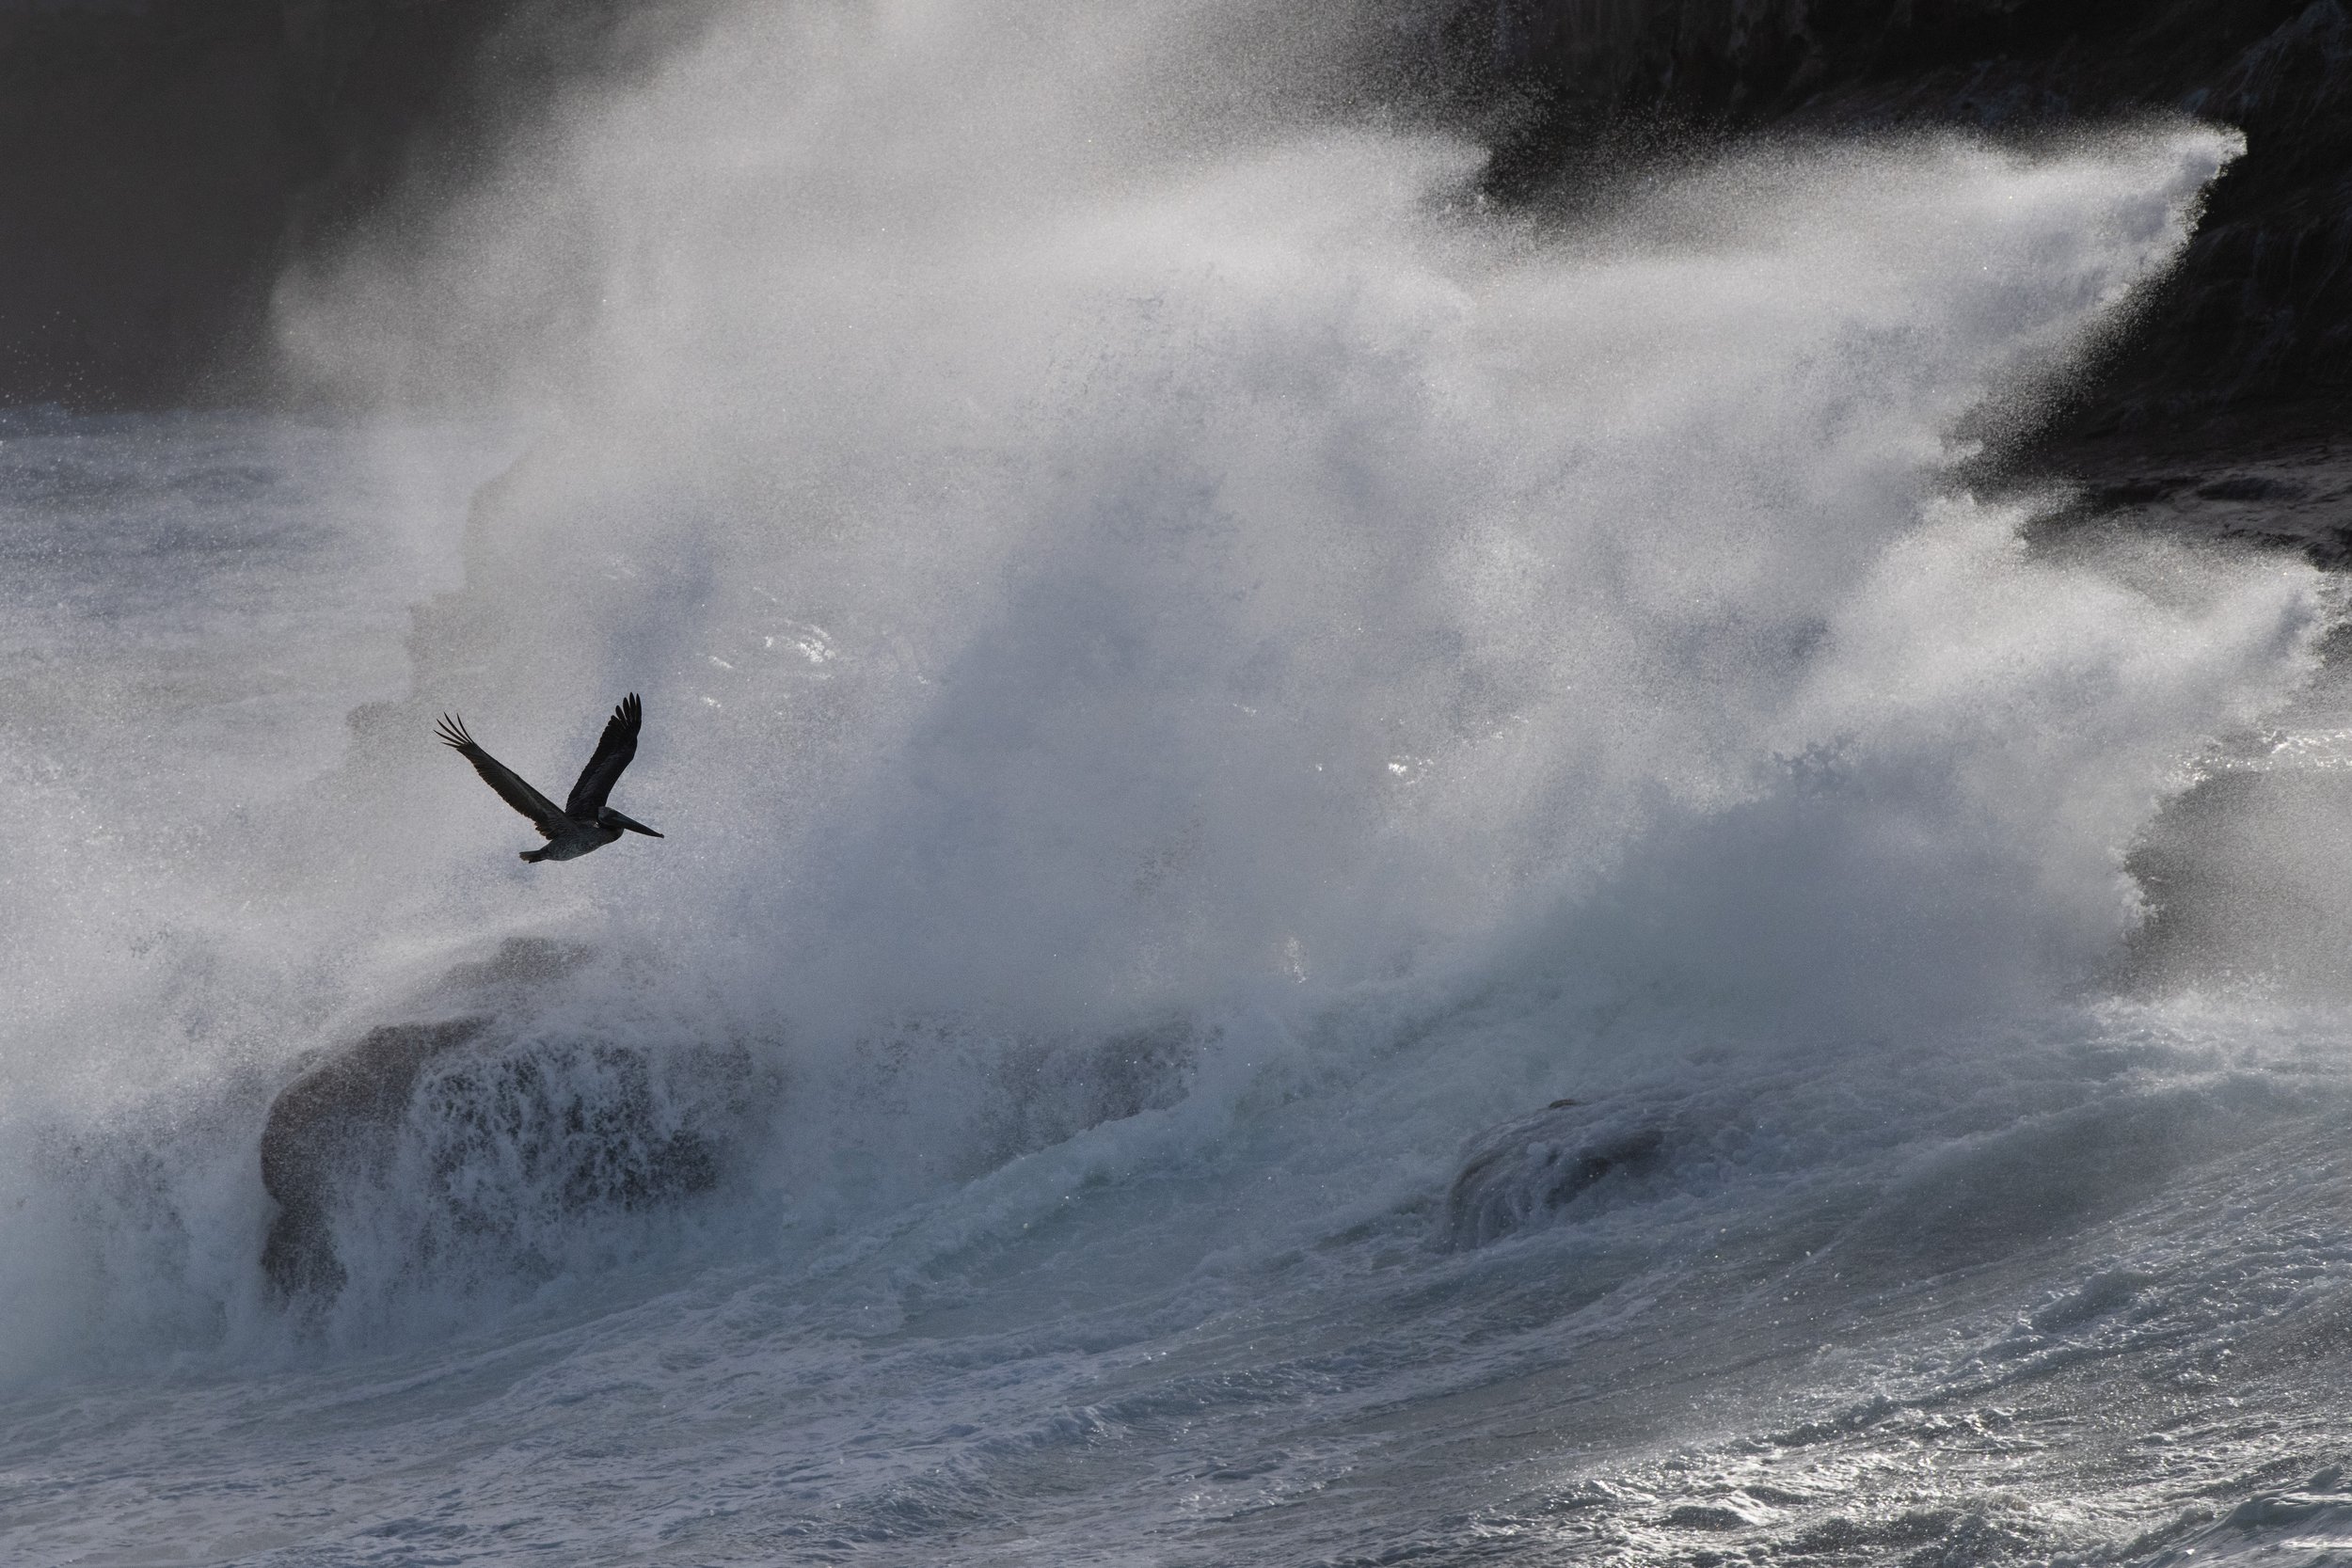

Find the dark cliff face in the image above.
[
  {"left": 1449, "top": 0, "right": 2352, "bottom": 436},
  {"left": 4, "top": 0, "right": 2349, "bottom": 424}
]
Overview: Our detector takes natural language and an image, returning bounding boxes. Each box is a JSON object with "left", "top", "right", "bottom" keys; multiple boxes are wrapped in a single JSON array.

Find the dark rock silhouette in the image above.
[
  {"left": 260, "top": 1016, "right": 489, "bottom": 1298},
  {"left": 259, "top": 975, "right": 732, "bottom": 1301}
]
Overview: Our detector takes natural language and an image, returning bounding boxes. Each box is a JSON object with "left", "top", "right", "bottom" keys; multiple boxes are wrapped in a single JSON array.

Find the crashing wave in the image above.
[{"left": 1441, "top": 1099, "right": 1670, "bottom": 1249}]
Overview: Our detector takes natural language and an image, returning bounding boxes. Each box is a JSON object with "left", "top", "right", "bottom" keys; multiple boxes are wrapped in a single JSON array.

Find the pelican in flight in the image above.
[{"left": 437, "top": 694, "right": 664, "bottom": 863}]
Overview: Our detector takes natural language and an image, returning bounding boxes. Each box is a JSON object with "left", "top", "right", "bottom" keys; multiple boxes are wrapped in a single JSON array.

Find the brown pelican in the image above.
[{"left": 437, "top": 694, "right": 664, "bottom": 863}]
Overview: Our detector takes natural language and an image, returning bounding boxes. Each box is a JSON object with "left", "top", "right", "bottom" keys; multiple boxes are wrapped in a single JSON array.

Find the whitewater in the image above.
[{"left": 8, "top": 2, "right": 2352, "bottom": 1562}]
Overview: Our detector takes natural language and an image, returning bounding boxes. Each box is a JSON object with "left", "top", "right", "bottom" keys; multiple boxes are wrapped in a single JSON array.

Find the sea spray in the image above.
[
  {"left": 0, "top": 0, "right": 2317, "bottom": 1392},
  {"left": 8, "top": 8, "right": 2352, "bottom": 1564}
]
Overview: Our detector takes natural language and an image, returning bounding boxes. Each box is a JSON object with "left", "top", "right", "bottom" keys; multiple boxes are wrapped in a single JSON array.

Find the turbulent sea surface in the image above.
[{"left": 9, "top": 4, "right": 2352, "bottom": 1564}]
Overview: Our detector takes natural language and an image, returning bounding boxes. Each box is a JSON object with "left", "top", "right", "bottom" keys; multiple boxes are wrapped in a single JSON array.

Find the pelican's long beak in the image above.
[{"left": 607, "top": 811, "right": 663, "bottom": 838}]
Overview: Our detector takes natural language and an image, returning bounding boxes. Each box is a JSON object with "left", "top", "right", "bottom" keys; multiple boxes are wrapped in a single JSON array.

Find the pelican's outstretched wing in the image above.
[
  {"left": 437, "top": 714, "right": 564, "bottom": 839},
  {"left": 565, "top": 693, "right": 644, "bottom": 817}
]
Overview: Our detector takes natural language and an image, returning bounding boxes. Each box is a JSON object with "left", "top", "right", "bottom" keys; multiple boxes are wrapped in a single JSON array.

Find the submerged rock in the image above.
[
  {"left": 260, "top": 981, "right": 741, "bottom": 1301},
  {"left": 260, "top": 1016, "right": 488, "bottom": 1297},
  {"left": 1442, "top": 1101, "right": 1667, "bottom": 1249}
]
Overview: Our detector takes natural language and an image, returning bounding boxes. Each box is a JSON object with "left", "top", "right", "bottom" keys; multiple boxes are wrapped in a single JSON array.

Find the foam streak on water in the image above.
[{"left": 2, "top": 3, "right": 2349, "bottom": 1564}]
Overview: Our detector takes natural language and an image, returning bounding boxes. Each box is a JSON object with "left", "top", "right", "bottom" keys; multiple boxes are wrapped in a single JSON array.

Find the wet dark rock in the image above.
[
  {"left": 2194, "top": 474, "right": 2306, "bottom": 501},
  {"left": 260, "top": 1006, "right": 733, "bottom": 1301},
  {"left": 2034, "top": 415, "right": 2352, "bottom": 566},
  {"left": 1442, "top": 1100, "right": 1667, "bottom": 1248},
  {"left": 260, "top": 1016, "right": 489, "bottom": 1298},
  {"left": 2090, "top": 479, "right": 2190, "bottom": 508}
]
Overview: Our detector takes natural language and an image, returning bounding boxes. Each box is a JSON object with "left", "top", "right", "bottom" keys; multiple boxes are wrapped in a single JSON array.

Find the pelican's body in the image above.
[
  {"left": 437, "top": 695, "right": 663, "bottom": 863},
  {"left": 527, "top": 816, "right": 632, "bottom": 863}
]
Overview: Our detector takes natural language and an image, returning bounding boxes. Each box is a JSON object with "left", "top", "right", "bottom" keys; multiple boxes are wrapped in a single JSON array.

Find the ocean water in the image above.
[{"left": 8, "top": 3, "right": 2352, "bottom": 1563}]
